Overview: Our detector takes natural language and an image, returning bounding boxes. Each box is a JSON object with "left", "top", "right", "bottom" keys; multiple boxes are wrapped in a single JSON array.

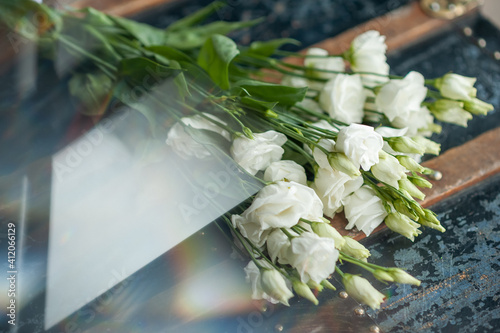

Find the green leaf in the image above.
[
  {"left": 164, "top": 19, "right": 261, "bottom": 50},
  {"left": 118, "top": 57, "right": 175, "bottom": 86},
  {"left": 145, "top": 45, "right": 193, "bottom": 63},
  {"left": 68, "top": 72, "right": 113, "bottom": 115},
  {"left": 170, "top": 60, "right": 190, "bottom": 100},
  {"left": 111, "top": 16, "right": 166, "bottom": 46},
  {"left": 198, "top": 34, "right": 240, "bottom": 90},
  {"left": 166, "top": 1, "right": 226, "bottom": 32},
  {"left": 240, "top": 96, "right": 278, "bottom": 112},
  {"left": 232, "top": 80, "right": 307, "bottom": 106},
  {"left": 113, "top": 81, "right": 160, "bottom": 137},
  {"left": 247, "top": 38, "right": 300, "bottom": 57},
  {"left": 81, "top": 7, "right": 115, "bottom": 27}
]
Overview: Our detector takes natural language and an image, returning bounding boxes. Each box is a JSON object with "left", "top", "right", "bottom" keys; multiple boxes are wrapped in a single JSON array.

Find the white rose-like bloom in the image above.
[
  {"left": 371, "top": 151, "right": 407, "bottom": 188},
  {"left": 231, "top": 214, "right": 271, "bottom": 248},
  {"left": 375, "top": 71, "right": 427, "bottom": 126},
  {"left": 435, "top": 73, "right": 476, "bottom": 101},
  {"left": 166, "top": 113, "right": 230, "bottom": 160},
  {"left": 285, "top": 232, "right": 339, "bottom": 283},
  {"left": 244, "top": 260, "right": 293, "bottom": 305},
  {"left": 231, "top": 130, "right": 287, "bottom": 175},
  {"left": 350, "top": 30, "right": 390, "bottom": 86},
  {"left": 266, "top": 229, "right": 293, "bottom": 264},
  {"left": 392, "top": 106, "right": 435, "bottom": 137},
  {"left": 305, "top": 47, "right": 345, "bottom": 80},
  {"left": 319, "top": 74, "right": 366, "bottom": 124},
  {"left": 343, "top": 186, "right": 388, "bottom": 236},
  {"left": 335, "top": 124, "right": 383, "bottom": 171},
  {"left": 264, "top": 160, "right": 307, "bottom": 185},
  {"left": 311, "top": 167, "right": 363, "bottom": 218},
  {"left": 243, "top": 181, "right": 324, "bottom": 230}
]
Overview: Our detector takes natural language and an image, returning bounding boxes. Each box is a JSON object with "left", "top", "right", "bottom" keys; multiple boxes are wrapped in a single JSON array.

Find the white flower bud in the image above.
[
  {"left": 387, "top": 268, "right": 421, "bottom": 286},
  {"left": 387, "top": 136, "right": 425, "bottom": 155},
  {"left": 328, "top": 153, "right": 362, "bottom": 178},
  {"left": 398, "top": 178, "right": 425, "bottom": 200},
  {"left": 373, "top": 270, "right": 394, "bottom": 282},
  {"left": 342, "top": 274, "right": 386, "bottom": 310},
  {"left": 260, "top": 269, "right": 295, "bottom": 306},
  {"left": 371, "top": 150, "right": 408, "bottom": 188},
  {"left": 411, "top": 136, "right": 440, "bottom": 155},
  {"left": 292, "top": 280, "right": 319, "bottom": 305},
  {"left": 463, "top": 98, "right": 494, "bottom": 116},
  {"left": 429, "top": 99, "right": 472, "bottom": 127},
  {"left": 311, "top": 221, "right": 346, "bottom": 249},
  {"left": 434, "top": 73, "right": 476, "bottom": 101},
  {"left": 384, "top": 212, "right": 422, "bottom": 242},
  {"left": 396, "top": 155, "right": 425, "bottom": 174},
  {"left": 341, "top": 236, "right": 371, "bottom": 260}
]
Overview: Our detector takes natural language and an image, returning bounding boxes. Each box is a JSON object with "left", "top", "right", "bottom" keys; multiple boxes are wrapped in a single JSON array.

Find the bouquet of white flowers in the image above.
[{"left": 2, "top": 0, "right": 493, "bottom": 310}]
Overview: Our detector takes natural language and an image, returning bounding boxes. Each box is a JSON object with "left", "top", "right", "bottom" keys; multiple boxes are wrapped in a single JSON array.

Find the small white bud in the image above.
[
  {"left": 342, "top": 274, "right": 386, "bottom": 310},
  {"left": 384, "top": 212, "right": 422, "bottom": 241},
  {"left": 260, "top": 269, "right": 294, "bottom": 306},
  {"left": 341, "top": 236, "right": 371, "bottom": 260},
  {"left": 387, "top": 268, "right": 421, "bottom": 286},
  {"left": 292, "top": 280, "right": 319, "bottom": 305}
]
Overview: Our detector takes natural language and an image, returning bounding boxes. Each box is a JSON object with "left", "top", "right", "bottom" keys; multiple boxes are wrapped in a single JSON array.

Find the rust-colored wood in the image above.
[
  {"left": 70, "top": 0, "right": 177, "bottom": 16},
  {"left": 330, "top": 127, "right": 500, "bottom": 240}
]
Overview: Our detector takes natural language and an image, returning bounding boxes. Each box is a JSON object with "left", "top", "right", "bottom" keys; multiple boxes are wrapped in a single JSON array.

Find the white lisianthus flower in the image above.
[
  {"left": 343, "top": 186, "right": 388, "bottom": 236},
  {"left": 371, "top": 150, "right": 407, "bottom": 188},
  {"left": 375, "top": 71, "right": 427, "bottom": 126},
  {"left": 305, "top": 47, "right": 345, "bottom": 80},
  {"left": 391, "top": 106, "right": 435, "bottom": 137},
  {"left": 285, "top": 232, "right": 339, "bottom": 283},
  {"left": 266, "top": 229, "right": 293, "bottom": 264},
  {"left": 231, "top": 130, "right": 287, "bottom": 175},
  {"left": 335, "top": 124, "right": 384, "bottom": 171},
  {"left": 434, "top": 73, "right": 477, "bottom": 101},
  {"left": 231, "top": 214, "right": 271, "bottom": 248},
  {"left": 311, "top": 138, "right": 336, "bottom": 169},
  {"left": 244, "top": 260, "right": 293, "bottom": 306},
  {"left": 243, "top": 181, "right": 324, "bottom": 230},
  {"left": 311, "top": 167, "right": 363, "bottom": 218},
  {"left": 166, "top": 113, "right": 230, "bottom": 160},
  {"left": 350, "top": 30, "right": 390, "bottom": 86},
  {"left": 319, "top": 74, "right": 366, "bottom": 124},
  {"left": 342, "top": 273, "right": 386, "bottom": 310},
  {"left": 264, "top": 160, "right": 307, "bottom": 185}
]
